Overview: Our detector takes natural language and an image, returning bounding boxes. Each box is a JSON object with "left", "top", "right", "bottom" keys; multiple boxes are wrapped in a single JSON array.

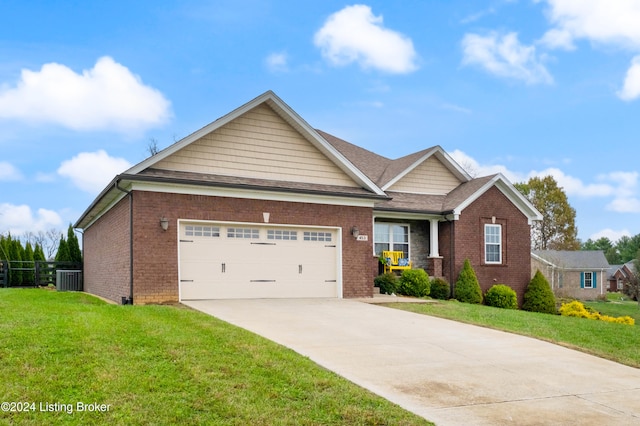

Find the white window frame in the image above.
[
  {"left": 484, "top": 224, "right": 502, "bottom": 264},
  {"left": 584, "top": 272, "right": 594, "bottom": 289},
  {"left": 374, "top": 222, "right": 410, "bottom": 258}
]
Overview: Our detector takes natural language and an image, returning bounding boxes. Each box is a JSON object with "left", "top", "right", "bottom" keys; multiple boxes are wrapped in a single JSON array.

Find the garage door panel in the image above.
[{"left": 179, "top": 222, "right": 339, "bottom": 300}]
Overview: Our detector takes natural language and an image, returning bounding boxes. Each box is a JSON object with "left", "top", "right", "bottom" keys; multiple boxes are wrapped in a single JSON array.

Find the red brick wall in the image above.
[
  {"left": 83, "top": 196, "right": 131, "bottom": 303},
  {"left": 442, "top": 186, "right": 532, "bottom": 305},
  {"left": 127, "top": 191, "right": 374, "bottom": 303}
]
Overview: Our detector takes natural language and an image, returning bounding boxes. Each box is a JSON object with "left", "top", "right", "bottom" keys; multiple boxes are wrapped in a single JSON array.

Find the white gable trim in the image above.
[
  {"left": 126, "top": 91, "right": 385, "bottom": 196},
  {"left": 381, "top": 146, "right": 470, "bottom": 191},
  {"left": 452, "top": 174, "right": 542, "bottom": 224}
]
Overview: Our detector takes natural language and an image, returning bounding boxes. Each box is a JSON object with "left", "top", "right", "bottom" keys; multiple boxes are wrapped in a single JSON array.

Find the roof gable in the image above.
[
  {"left": 532, "top": 250, "right": 610, "bottom": 269},
  {"left": 381, "top": 147, "right": 469, "bottom": 191},
  {"left": 445, "top": 174, "right": 542, "bottom": 224},
  {"left": 151, "top": 103, "right": 359, "bottom": 188},
  {"left": 385, "top": 153, "right": 463, "bottom": 194},
  {"left": 127, "top": 91, "right": 385, "bottom": 196}
]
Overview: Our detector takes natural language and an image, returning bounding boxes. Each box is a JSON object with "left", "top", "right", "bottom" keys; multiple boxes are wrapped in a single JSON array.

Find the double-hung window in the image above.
[
  {"left": 484, "top": 224, "right": 502, "bottom": 264},
  {"left": 582, "top": 272, "right": 595, "bottom": 289},
  {"left": 374, "top": 223, "right": 409, "bottom": 258}
]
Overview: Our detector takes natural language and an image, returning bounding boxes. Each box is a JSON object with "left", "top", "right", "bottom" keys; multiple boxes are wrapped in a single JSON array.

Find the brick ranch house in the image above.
[
  {"left": 531, "top": 250, "right": 610, "bottom": 300},
  {"left": 75, "top": 91, "right": 541, "bottom": 305}
]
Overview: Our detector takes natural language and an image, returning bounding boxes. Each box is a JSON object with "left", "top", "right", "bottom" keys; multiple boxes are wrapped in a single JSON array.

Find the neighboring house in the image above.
[
  {"left": 607, "top": 261, "right": 636, "bottom": 293},
  {"left": 75, "top": 91, "right": 541, "bottom": 305},
  {"left": 531, "top": 250, "right": 610, "bottom": 300}
]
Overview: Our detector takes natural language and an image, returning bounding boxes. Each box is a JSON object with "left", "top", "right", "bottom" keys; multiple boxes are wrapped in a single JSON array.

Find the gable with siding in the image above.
[
  {"left": 387, "top": 155, "right": 462, "bottom": 194},
  {"left": 153, "top": 103, "right": 359, "bottom": 188}
]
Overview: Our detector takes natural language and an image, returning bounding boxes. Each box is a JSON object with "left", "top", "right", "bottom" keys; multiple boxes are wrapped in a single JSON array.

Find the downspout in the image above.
[
  {"left": 115, "top": 179, "right": 134, "bottom": 305},
  {"left": 444, "top": 212, "right": 455, "bottom": 299}
]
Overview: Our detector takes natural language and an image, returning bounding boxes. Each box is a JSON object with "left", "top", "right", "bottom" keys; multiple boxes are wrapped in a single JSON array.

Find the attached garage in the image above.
[{"left": 178, "top": 221, "right": 341, "bottom": 300}]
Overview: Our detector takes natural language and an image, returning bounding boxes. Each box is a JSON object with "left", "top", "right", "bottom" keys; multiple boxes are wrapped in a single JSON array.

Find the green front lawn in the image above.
[
  {"left": 0, "top": 289, "right": 431, "bottom": 425},
  {"left": 387, "top": 299, "right": 640, "bottom": 368},
  {"left": 584, "top": 292, "right": 640, "bottom": 324}
]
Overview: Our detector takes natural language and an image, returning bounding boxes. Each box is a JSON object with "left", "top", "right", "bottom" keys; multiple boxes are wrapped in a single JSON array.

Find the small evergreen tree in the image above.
[
  {"left": 9, "top": 236, "right": 23, "bottom": 286},
  {"left": 55, "top": 236, "right": 70, "bottom": 262},
  {"left": 66, "top": 224, "right": 82, "bottom": 263},
  {"left": 24, "top": 242, "right": 35, "bottom": 285},
  {"left": 454, "top": 259, "right": 483, "bottom": 304},
  {"left": 34, "top": 243, "right": 46, "bottom": 262},
  {"left": 522, "top": 270, "right": 557, "bottom": 314}
]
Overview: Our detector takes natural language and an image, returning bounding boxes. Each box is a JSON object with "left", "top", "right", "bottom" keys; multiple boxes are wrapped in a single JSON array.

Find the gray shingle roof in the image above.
[{"left": 532, "top": 250, "right": 610, "bottom": 269}]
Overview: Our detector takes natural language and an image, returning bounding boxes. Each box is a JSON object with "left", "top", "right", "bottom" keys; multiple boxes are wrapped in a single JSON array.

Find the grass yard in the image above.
[
  {"left": 387, "top": 299, "right": 640, "bottom": 368},
  {"left": 584, "top": 292, "right": 640, "bottom": 324},
  {"left": 0, "top": 289, "right": 431, "bottom": 426}
]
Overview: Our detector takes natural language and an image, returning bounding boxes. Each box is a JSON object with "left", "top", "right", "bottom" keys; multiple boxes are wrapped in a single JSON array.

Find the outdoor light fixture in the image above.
[
  {"left": 160, "top": 217, "right": 169, "bottom": 231},
  {"left": 351, "top": 226, "right": 360, "bottom": 238}
]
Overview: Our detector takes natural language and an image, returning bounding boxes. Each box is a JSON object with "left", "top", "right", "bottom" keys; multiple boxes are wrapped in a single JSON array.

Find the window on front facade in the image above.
[
  {"left": 484, "top": 224, "right": 502, "bottom": 264},
  {"left": 374, "top": 223, "right": 409, "bottom": 258},
  {"left": 583, "top": 272, "right": 593, "bottom": 288}
]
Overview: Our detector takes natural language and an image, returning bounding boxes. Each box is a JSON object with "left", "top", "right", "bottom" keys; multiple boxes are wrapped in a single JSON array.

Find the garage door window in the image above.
[
  {"left": 227, "top": 227, "right": 260, "bottom": 239},
  {"left": 303, "top": 231, "right": 332, "bottom": 242},
  {"left": 267, "top": 230, "right": 297, "bottom": 240},
  {"left": 185, "top": 225, "right": 220, "bottom": 237}
]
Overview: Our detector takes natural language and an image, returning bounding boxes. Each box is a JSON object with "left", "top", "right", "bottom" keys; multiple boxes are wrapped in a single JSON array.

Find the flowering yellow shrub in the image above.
[{"left": 559, "top": 300, "right": 635, "bottom": 326}]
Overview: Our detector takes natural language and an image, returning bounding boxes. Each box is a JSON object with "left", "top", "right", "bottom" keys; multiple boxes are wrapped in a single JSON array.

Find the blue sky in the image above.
[{"left": 1, "top": 0, "right": 640, "bottom": 243}]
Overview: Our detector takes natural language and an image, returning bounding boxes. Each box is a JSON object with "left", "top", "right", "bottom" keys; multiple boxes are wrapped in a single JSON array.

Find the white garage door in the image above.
[{"left": 179, "top": 222, "right": 340, "bottom": 300}]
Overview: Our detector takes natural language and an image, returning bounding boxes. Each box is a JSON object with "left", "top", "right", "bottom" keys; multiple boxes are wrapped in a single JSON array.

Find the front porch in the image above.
[{"left": 373, "top": 215, "right": 444, "bottom": 279}]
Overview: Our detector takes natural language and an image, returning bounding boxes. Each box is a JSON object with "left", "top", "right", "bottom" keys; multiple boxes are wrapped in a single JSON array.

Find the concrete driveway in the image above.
[{"left": 183, "top": 298, "right": 640, "bottom": 425}]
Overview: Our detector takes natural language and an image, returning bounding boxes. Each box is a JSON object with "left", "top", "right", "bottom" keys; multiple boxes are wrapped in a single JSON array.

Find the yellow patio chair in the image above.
[{"left": 382, "top": 250, "right": 412, "bottom": 274}]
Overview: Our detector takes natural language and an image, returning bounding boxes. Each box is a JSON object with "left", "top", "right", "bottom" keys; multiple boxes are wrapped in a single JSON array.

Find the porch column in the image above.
[
  {"left": 428, "top": 219, "right": 443, "bottom": 277},
  {"left": 429, "top": 219, "right": 439, "bottom": 257}
]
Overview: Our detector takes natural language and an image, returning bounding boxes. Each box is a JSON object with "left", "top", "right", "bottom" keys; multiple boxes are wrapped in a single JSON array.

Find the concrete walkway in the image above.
[{"left": 183, "top": 298, "right": 640, "bottom": 425}]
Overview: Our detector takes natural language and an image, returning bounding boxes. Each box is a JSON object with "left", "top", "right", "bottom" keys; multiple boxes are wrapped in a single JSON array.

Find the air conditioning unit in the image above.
[{"left": 56, "top": 270, "right": 83, "bottom": 292}]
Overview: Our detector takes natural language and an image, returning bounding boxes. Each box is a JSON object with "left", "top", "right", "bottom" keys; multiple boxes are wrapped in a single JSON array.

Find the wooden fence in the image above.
[{"left": 0, "top": 260, "right": 82, "bottom": 288}]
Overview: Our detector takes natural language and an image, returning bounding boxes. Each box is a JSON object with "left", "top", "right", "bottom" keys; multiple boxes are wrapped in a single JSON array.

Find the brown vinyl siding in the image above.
[
  {"left": 154, "top": 104, "right": 358, "bottom": 188},
  {"left": 387, "top": 156, "right": 461, "bottom": 194}
]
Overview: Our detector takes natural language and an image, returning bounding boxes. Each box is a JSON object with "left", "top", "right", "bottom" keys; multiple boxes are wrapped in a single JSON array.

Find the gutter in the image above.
[
  {"left": 115, "top": 179, "right": 134, "bottom": 305},
  {"left": 442, "top": 211, "right": 456, "bottom": 299}
]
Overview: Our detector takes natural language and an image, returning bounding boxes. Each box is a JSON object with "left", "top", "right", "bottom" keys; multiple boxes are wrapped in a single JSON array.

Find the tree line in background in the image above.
[
  {"left": 0, "top": 224, "right": 82, "bottom": 286},
  {"left": 516, "top": 175, "right": 640, "bottom": 265}
]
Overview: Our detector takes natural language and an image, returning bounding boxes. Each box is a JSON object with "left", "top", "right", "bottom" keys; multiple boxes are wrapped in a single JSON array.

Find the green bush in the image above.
[
  {"left": 523, "top": 270, "right": 557, "bottom": 314},
  {"left": 397, "top": 269, "right": 430, "bottom": 298},
  {"left": 374, "top": 273, "right": 397, "bottom": 295},
  {"left": 430, "top": 277, "right": 450, "bottom": 300},
  {"left": 484, "top": 284, "right": 518, "bottom": 309},
  {"left": 454, "top": 259, "right": 483, "bottom": 304}
]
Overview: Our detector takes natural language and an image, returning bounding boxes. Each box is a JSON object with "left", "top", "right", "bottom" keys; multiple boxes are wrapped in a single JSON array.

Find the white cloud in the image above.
[
  {"left": 538, "top": 28, "right": 576, "bottom": 50},
  {"left": 0, "top": 203, "right": 63, "bottom": 236},
  {"left": 589, "top": 228, "right": 631, "bottom": 244},
  {"left": 0, "top": 56, "right": 172, "bottom": 134},
  {"left": 57, "top": 150, "right": 132, "bottom": 194},
  {"left": 0, "top": 162, "right": 22, "bottom": 181},
  {"left": 314, "top": 5, "right": 418, "bottom": 74},
  {"left": 441, "top": 103, "right": 472, "bottom": 114},
  {"left": 450, "top": 150, "right": 635, "bottom": 200},
  {"left": 617, "top": 55, "right": 640, "bottom": 101},
  {"left": 539, "top": 0, "right": 640, "bottom": 51},
  {"left": 265, "top": 52, "right": 289, "bottom": 73},
  {"left": 461, "top": 32, "right": 553, "bottom": 84},
  {"left": 530, "top": 167, "right": 615, "bottom": 197},
  {"left": 607, "top": 198, "right": 640, "bottom": 213}
]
